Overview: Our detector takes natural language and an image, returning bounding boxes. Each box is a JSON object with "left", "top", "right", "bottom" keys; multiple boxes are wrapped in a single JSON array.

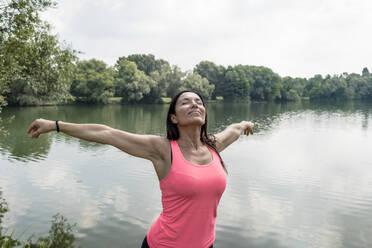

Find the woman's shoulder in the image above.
[
  {"left": 151, "top": 136, "right": 171, "bottom": 157},
  {"left": 150, "top": 137, "right": 172, "bottom": 181}
]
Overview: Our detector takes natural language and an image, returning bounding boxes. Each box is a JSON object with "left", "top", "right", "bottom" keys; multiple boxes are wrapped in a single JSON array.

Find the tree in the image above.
[
  {"left": 334, "top": 77, "right": 348, "bottom": 99},
  {"left": 220, "top": 66, "right": 249, "bottom": 101},
  {"left": 147, "top": 63, "right": 173, "bottom": 103},
  {"left": 165, "top": 65, "right": 185, "bottom": 98},
  {"left": 245, "top": 66, "right": 281, "bottom": 101},
  {"left": 304, "top": 74, "right": 323, "bottom": 98},
  {"left": 180, "top": 72, "right": 215, "bottom": 99},
  {"left": 281, "top": 77, "right": 305, "bottom": 101},
  {"left": 362, "top": 67, "right": 370, "bottom": 77},
  {"left": 0, "top": 0, "right": 77, "bottom": 106},
  {"left": 114, "top": 57, "right": 155, "bottom": 102},
  {"left": 309, "top": 82, "right": 323, "bottom": 99},
  {"left": 127, "top": 54, "right": 169, "bottom": 76},
  {"left": 347, "top": 75, "right": 369, "bottom": 99},
  {"left": 194, "top": 61, "right": 225, "bottom": 99},
  {"left": 70, "top": 59, "right": 115, "bottom": 103}
]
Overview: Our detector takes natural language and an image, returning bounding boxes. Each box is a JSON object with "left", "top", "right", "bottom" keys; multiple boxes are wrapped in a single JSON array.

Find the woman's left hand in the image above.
[{"left": 241, "top": 121, "right": 254, "bottom": 135}]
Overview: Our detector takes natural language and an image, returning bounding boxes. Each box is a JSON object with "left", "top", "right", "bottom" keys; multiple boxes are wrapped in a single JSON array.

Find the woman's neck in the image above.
[{"left": 177, "top": 126, "right": 203, "bottom": 150}]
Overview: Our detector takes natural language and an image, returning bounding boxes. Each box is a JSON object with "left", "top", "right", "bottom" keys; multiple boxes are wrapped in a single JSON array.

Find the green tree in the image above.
[
  {"left": 127, "top": 54, "right": 169, "bottom": 76},
  {"left": 281, "top": 77, "right": 305, "bottom": 101},
  {"left": 0, "top": 0, "right": 77, "bottom": 106},
  {"left": 320, "top": 75, "right": 348, "bottom": 99},
  {"left": 322, "top": 76, "right": 338, "bottom": 98},
  {"left": 334, "top": 77, "right": 348, "bottom": 99},
  {"left": 362, "top": 67, "right": 370, "bottom": 77},
  {"left": 346, "top": 74, "right": 369, "bottom": 99},
  {"left": 114, "top": 57, "right": 155, "bottom": 102},
  {"left": 309, "top": 82, "right": 323, "bottom": 99},
  {"left": 246, "top": 66, "right": 281, "bottom": 101},
  {"left": 147, "top": 63, "right": 173, "bottom": 103},
  {"left": 70, "top": 59, "right": 115, "bottom": 103},
  {"left": 194, "top": 61, "right": 225, "bottom": 99},
  {"left": 220, "top": 66, "right": 249, "bottom": 101},
  {"left": 180, "top": 72, "right": 215, "bottom": 99},
  {"left": 165, "top": 65, "right": 185, "bottom": 98},
  {"left": 367, "top": 76, "right": 372, "bottom": 97},
  {"left": 304, "top": 74, "right": 323, "bottom": 98}
]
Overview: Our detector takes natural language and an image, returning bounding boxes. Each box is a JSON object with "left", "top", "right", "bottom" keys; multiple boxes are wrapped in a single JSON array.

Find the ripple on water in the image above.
[{"left": 6, "top": 152, "right": 48, "bottom": 163}]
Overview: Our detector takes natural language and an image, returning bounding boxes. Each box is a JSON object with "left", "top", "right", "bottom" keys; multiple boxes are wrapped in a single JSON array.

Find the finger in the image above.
[
  {"left": 28, "top": 127, "right": 36, "bottom": 137},
  {"left": 27, "top": 123, "right": 36, "bottom": 134},
  {"left": 28, "top": 127, "right": 39, "bottom": 137},
  {"left": 31, "top": 130, "right": 40, "bottom": 139}
]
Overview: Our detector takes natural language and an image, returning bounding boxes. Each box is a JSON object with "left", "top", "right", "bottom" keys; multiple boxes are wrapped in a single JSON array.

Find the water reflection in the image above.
[
  {"left": 1, "top": 101, "right": 372, "bottom": 248},
  {"left": 0, "top": 188, "right": 78, "bottom": 247},
  {"left": 0, "top": 107, "right": 52, "bottom": 162},
  {"left": 2, "top": 101, "right": 370, "bottom": 162},
  {"left": 0, "top": 190, "right": 8, "bottom": 227},
  {"left": 217, "top": 107, "right": 372, "bottom": 247}
]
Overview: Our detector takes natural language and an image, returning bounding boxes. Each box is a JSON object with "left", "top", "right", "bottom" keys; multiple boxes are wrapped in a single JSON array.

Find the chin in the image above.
[
  {"left": 191, "top": 118, "right": 205, "bottom": 126},
  {"left": 182, "top": 118, "right": 205, "bottom": 126}
]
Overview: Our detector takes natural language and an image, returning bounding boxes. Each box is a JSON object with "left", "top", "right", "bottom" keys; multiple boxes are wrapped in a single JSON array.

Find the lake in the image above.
[{"left": 1, "top": 101, "right": 372, "bottom": 248}]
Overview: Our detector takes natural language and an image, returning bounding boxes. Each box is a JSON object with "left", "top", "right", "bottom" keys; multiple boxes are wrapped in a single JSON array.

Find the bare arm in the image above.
[
  {"left": 214, "top": 121, "right": 254, "bottom": 152},
  {"left": 26, "top": 119, "right": 164, "bottom": 161}
]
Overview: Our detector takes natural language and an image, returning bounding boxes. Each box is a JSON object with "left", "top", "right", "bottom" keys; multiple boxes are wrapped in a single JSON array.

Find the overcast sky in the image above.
[{"left": 42, "top": 0, "right": 372, "bottom": 78}]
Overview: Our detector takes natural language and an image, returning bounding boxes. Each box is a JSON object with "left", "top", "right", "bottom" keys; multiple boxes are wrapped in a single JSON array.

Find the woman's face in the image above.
[{"left": 171, "top": 92, "right": 206, "bottom": 127}]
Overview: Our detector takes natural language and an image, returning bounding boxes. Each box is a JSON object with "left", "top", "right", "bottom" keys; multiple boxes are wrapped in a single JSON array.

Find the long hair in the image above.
[{"left": 166, "top": 90, "right": 227, "bottom": 174}]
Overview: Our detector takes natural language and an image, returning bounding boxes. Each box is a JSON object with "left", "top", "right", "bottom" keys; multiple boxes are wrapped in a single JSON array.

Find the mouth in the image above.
[{"left": 189, "top": 110, "right": 201, "bottom": 115}]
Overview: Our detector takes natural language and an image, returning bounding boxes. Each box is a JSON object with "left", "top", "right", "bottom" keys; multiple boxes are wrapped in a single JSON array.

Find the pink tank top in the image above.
[{"left": 147, "top": 140, "right": 227, "bottom": 248}]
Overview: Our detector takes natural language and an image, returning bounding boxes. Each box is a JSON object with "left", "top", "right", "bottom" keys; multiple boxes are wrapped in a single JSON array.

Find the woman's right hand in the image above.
[{"left": 27, "top": 118, "right": 56, "bottom": 138}]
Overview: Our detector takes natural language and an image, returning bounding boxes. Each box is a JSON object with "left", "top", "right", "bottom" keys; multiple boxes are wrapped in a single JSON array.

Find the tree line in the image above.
[{"left": 1, "top": 0, "right": 372, "bottom": 111}]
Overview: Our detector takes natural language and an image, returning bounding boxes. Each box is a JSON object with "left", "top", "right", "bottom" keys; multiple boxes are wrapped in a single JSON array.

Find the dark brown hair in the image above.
[{"left": 166, "top": 90, "right": 227, "bottom": 173}]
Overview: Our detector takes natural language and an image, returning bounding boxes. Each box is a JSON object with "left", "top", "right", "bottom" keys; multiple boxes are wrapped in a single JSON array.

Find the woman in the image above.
[{"left": 27, "top": 90, "right": 254, "bottom": 248}]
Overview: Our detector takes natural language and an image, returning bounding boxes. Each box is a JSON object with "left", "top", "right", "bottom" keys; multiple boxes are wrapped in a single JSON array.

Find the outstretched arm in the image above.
[
  {"left": 214, "top": 121, "right": 254, "bottom": 152},
  {"left": 26, "top": 119, "right": 164, "bottom": 161}
]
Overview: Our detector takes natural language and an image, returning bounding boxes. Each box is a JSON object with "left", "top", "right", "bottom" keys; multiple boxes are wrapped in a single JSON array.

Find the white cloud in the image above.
[{"left": 41, "top": 0, "right": 372, "bottom": 77}]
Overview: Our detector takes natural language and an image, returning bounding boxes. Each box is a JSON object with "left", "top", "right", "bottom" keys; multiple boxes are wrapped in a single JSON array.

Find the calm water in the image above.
[{"left": 1, "top": 101, "right": 372, "bottom": 248}]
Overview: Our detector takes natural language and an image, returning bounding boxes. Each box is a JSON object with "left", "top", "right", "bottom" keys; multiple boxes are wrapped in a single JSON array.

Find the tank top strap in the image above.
[{"left": 170, "top": 139, "right": 182, "bottom": 162}]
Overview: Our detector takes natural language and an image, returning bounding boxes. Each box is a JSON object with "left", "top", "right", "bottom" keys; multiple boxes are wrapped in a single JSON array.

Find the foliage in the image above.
[
  {"left": 362, "top": 67, "right": 369, "bottom": 77},
  {"left": 242, "top": 65, "right": 282, "bottom": 101},
  {"left": 220, "top": 66, "right": 249, "bottom": 101},
  {"left": 194, "top": 61, "right": 225, "bottom": 99},
  {"left": 146, "top": 65, "right": 170, "bottom": 103},
  {"left": 281, "top": 77, "right": 305, "bottom": 101},
  {"left": 142, "top": 63, "right": 181, "bottom": 103},
  {"left": 70, "top": 59, "right": 114, "bottom": 103},
  {"left": 302, "top": 71, "right": 372, "bottom": 100},
  {"left": 163, "top": 65, "right": 185, "bottom": 98},
  {"left": 123, "top": 54, "right": 186, "bottom": 102},
  {"left": 0, "top": 192, "right": 8, "bottom": 227},
  {"left": 1, "top": 1, "right": 371, "bottom": 107},
  {"left": 29, "top": 214, "right": 76, "bottom": 248},
  {"left": 126, "top": 54, "right": 169, "bottom": 76},
  {"left": 180, "top": 72, "right": 214, "bottom": 99},
  {"left": 1, "top": 190, "right": 77, "bottom": 248},
  {"left": 114, "top": 57, "right": 155, "bottom": 102},
  {"left": 1, "top": 214, "right": 77, "bottom": 248},
  {"left": 0, "top": 0, "right": 77, "bottom": 106}
]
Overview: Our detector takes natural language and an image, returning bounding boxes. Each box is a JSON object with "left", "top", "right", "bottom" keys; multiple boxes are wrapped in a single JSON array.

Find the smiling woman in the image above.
[{"left": 26, "top": 90, "right": 254, "bottom": 248}]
